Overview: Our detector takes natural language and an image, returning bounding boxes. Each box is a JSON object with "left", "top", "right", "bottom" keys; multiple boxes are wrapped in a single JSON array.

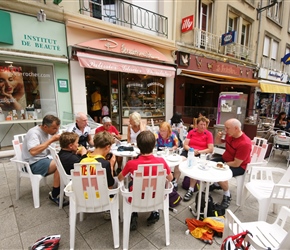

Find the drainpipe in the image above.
[{"left": 255, "top": 0, "right": 263, "bottom": 64}]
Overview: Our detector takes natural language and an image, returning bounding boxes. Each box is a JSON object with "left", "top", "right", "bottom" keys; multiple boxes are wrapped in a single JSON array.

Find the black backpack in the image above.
[
  {"left": 169, "top": 189, "right": 182, "bottom": 208},
  {"left": 195, "top": 192, "right": 225, "bottom": 220}
]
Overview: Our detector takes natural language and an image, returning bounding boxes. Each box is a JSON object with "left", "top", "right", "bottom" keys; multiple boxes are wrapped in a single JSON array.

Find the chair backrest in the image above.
[
  {"left": 250, "top": 137, "right": 268, "bottom": 163},
  {"left": 130, "top": 164, "right": 167, "bottom": 211},
  {"left": 49, "top": 146, "right": 71, "bottom": 185},
  {"left": 71, "top": 162, "right": 111, "bottom": 208},
  {"left": 12, "top": 139, "right": 32, "bottom": 175},
  {"left": 12, "top": 139, "right": 24, "bottom": 161},
  {"left": 14, "top": 134, "right": 26, "bottom": 143}
]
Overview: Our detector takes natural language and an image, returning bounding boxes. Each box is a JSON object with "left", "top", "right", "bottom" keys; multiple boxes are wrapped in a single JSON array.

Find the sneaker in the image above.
[
  {"left": 116, "top": 168, "right": 122, "bottom": 176},
  {"left": 130, "top": 212, "right": 138, "bottom": 231},
  {"left": 183, "top": 189, "right": 194, "bottom": 202},
  {"left": 103, "top": 210, "right": 111, "bottom": 220},
  {"left": 209, "top": 184, "right": 222, "bottom": 192},
  {"left": 147, "top": 211, "right": 159, "bottom": 226},
  {"left": 49, "top": 192, "right": 69, "bottom": 207},
  {"left": 220, "top": 195, "right": 231, "bottom": 209},
  {"left": 172, "top": 178, "right": 178, "bottom": 191}
]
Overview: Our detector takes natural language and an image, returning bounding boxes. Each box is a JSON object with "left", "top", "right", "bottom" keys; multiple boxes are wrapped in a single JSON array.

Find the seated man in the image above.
[
  {"left": 58, "top": 132, "right": 87, "bottom": 175},
  {"left": 211, "top": 118, "right": 252, "bottom": 208},
  {"left": 66, "top": 112, "right": 94, "bottom": 148},
  {"left": 22, "top": 115, "right": 67, "bottom": 206},
  {"left": 118, "top": 130, "right": 173, "bottom": 231}
]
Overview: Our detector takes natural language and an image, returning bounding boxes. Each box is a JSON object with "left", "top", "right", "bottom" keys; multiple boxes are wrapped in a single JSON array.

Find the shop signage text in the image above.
[
  {"left": 21, "top": 34, "right": 61, "bottom": 51},
  {"left": 181, "top": 15, "right": 194, "bottom": 33},
  {"left": 221, "top": 31, "right": 237, "bottom": 46},
  {"left": 214, "top": 64, "right": 240, "bottom": 75},
  {"left": 147, "top": 82, "right": 164, "bottom": 88}
]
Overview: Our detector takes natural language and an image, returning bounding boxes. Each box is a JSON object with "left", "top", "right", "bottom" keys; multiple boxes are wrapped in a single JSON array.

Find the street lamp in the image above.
[{"left": 257, "top": 0, "right": 282, "bottom": 18}]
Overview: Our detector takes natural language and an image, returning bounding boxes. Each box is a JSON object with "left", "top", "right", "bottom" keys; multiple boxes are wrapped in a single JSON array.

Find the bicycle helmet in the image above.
[{"left": 29, "top": 234, "right": 61, "bottom": 250}]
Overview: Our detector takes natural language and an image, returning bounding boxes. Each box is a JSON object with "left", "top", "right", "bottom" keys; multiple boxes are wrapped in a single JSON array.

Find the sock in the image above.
[
  {"left": 213, "top": 182, "right": 219, "bottom": 187},
  {"left": 224, "top": 190, "right": 230, "bottom": 197},
  {"left": 189, "top": 187, "right": 194, "bottom": 192},
  {"left": 52, "top": 186, "right": 60, "bottom": 198}
]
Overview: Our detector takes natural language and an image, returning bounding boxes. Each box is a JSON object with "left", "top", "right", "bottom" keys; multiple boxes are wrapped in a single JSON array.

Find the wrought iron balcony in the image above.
[
  {"left": 192, "top": 28, "right": 254, "bottom": 62},
  {"left": 193, "top": 28, "right": 220, "bottom": 53},
  {"left": 79, "top": 0, "right": 168, "bottom": 38},
  {"left": 224, "top": 43, "right": 255, "bottom": 62},
  {"left": 261, "top": 57, "right": 283, "bottom": 72}
]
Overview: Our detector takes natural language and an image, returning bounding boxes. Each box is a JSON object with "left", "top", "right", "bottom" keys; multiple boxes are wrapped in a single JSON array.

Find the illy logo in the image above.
[{"left": 181, "top": 15, "right": 194, "bottom": 33}]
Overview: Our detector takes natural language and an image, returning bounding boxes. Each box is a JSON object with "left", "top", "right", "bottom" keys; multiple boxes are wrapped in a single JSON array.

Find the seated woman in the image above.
[
  {"left": 156, "top": 122, "right": 179, "bottom": 189},
  {"left": 95, "top": 116, "right": 122, "bottom": 175},
  {"left": 127, "top": 112, "right": 145, "bottom": 144},
  {"left": 169, "top": 112, "right": 183, "bottom": 147},
  {"left": 176, "top": 116, "right": 214, "bottom": 201},
  {"left": 156, "top": 121, "right": 179, "bottom": 151},
  {"left": 188, "top": 110, "right": 207, "bottom": 132},
  {"left": 274, "top": 111, "right": 287, "bottom": 130}
]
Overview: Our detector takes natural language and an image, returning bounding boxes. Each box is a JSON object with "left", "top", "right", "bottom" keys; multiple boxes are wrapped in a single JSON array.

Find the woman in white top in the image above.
[{"left": 127, "top": 112, "right": 145, "bottom": 144}]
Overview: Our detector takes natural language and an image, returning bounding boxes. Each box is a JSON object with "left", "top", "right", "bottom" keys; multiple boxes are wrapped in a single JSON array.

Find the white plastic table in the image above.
[
  {"left": 153, "top": 152, "right": 183, "bottom": 171},
  {"left": 179, "top": 159, "right": 232, "bottom": 220}
]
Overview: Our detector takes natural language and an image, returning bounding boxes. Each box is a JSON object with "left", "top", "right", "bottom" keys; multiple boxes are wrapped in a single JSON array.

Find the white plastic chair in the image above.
[
  {"left": 269, "top": 130, "right": 290, "bottom": 166},
  {"left": 235, "top": 137, "right": 268, "bottom": 206},
  {"left": 120, "top": 164, "right": 173, "bottom": 250},
  {"left": 49, "top": 146, "right": 71, "bottom": 209},
  {"left": 223, "top": 206, "right": 290, "bottom": 249},
  {"left": 243, "top": 164, "right": 290, "bottom": 221},
  {"left": 64, "top": 162, "right": 120, "bottom": 249},
  {"left": 13, "top": 133, "right": 26, "bottom": 143},
  {"left": 10, "top": 139, "right": 47, "bottom": 208}
]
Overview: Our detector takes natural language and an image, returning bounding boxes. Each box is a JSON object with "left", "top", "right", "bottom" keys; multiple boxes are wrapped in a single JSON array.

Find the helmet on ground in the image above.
[{"left": 29, "top": 234, "right": 61, "bottom": 250}]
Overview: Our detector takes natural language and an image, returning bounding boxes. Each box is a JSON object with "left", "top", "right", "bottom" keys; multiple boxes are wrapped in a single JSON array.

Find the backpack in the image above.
[
  {"left": 221, "top": 231, "right": 253, "bottom": 250},
  {"left": 182, "top": 176, "right": 199, "bottom": 191},
  {"left": 195, "top": 192, "right": 225, "bottom": 220},
  {"left": 169, "top": 189, "right": 182, "bottom": 208}
]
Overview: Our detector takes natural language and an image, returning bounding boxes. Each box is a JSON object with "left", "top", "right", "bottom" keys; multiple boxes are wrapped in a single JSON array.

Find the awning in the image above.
[
  {"left": 77, "top": 52, "right": 176, "bottom": 78},
  {"left": 178, "top": 69, "right": 259, "bottom": 87},
  {"left": 259, "top": 80, "right": 290, "bottom": 94}
]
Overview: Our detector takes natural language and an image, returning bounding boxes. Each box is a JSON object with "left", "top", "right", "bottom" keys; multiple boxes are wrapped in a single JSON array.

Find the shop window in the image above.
[
  {"left": 121, "top": 73, "right": 165, "bottom": 125},
  {"left": 0, "top": 60, "right": 56, "bottom": 120}
]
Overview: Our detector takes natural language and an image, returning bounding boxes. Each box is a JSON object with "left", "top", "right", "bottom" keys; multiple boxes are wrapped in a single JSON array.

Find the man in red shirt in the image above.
[
  {"left": 212, "top": 118, "right": 251, "bottom": 209},
  {"left": 118, "top": 130, "right": 173, "bottom": 231}
]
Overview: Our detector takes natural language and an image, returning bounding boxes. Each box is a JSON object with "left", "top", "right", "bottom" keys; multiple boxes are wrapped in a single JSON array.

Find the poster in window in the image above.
[{"left": 0, "top": 63, "right": 40, "bottom": 112}]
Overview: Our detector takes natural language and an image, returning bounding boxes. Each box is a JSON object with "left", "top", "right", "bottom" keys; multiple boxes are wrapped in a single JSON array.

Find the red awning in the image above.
[{"left": 77, "top": 52, "right": 176, "bottom": 78}]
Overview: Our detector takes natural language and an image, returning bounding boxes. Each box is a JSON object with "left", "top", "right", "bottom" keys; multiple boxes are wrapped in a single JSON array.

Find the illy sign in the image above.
[{"left": 181, "top": 15, "right": 194, "bottom": 33}]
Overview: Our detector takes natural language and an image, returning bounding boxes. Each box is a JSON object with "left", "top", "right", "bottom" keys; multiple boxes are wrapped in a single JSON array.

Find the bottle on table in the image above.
[{"left": 188, "top": 147, "right": 195, "bottom": 168}]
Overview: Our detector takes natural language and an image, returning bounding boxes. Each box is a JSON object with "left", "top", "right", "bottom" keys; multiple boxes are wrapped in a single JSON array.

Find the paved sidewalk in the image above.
[{"left": 0, "top": 153, "right": 288, "bottom": 249}]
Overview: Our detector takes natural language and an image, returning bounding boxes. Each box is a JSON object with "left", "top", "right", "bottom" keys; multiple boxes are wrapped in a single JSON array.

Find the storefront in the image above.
[
  {"left": 174, "top": 51, "right": 258, "bottom": 127},
  {"left": 0, "top": 10, "right": 70, "bottom": 147},
  {"left": 67, "top": 28, "right": 176, "bottom": 134},
  {"left": 255, "top": 68, "right": 290, "bottom": 118}
]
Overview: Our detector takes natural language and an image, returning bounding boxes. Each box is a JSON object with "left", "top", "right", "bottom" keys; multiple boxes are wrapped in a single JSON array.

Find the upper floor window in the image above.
[
  {"left": 91, "top": 0, "right": 116, "bottom": 23},
  {"left": 267, "top": 0, "right": 282, "bottom": 24},
  {"left": 263, "top": 35, "right": 279, "bottom": 60}
]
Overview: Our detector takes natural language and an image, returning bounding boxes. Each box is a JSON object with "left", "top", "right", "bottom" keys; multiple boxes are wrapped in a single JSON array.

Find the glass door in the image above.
[{"left": 110, "top": 72, "right": 121, "bottom": 132}]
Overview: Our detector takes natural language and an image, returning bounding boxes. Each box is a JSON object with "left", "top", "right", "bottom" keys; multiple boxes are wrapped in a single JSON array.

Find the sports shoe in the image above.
[
  {"left": 209, "top": 184, "right": 222, "bottom": 192},
  {"left": 49, "top": 192, "right": 69, "bottom": 207},
  {"left": 147, "top": 211, "right": 159, "bottom": 226},
  {"left": 172, "top": 178, "right": 178, "bottom": 191},
  {"left": 103, "top": 210, "right": 111, "bottom": 220},
  {"left": 183, "top": 189, "right": 194, "bottom": 201},
  {"left": 130, "top": 212, "right": 138, "bottom": 231},
  {"left": 220, "top": 195, "right": 231, "bottom": 209}
]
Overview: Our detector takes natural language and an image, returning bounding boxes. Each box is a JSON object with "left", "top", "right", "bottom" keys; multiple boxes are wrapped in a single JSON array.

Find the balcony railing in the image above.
[
  {"left": 193, "top": 28, "right": 220, "bottom": 53},
  {"left": 224, "top": 43, "right": 255, "bottom": 62},
  {"left": 79, "top": 0, "right": 168, "bottom": 38},
  {"left": 261, "top": 57, "right": 283, "bottom": 72}
]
